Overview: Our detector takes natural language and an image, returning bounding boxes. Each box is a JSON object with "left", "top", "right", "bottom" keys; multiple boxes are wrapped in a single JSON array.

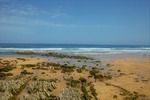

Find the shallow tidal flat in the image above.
[{"left": 0, "top": 53, "right": 149, "bottom": 100}]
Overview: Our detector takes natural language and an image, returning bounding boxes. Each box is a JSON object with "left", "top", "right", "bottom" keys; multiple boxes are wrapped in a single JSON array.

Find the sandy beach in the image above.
[
  {"left": 0, "top": 0, "right": 149, "bottom": 99},
  {"left": 0, "top": 55, "right": 149, "bottom": 100}
]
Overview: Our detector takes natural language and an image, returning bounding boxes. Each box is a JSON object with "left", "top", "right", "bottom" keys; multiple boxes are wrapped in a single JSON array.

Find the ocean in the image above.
[
  {"left": 0, "top": 43, "right": 149, "bottom": 67},
  {"left": 0, "top": 43, "right": 149, "bottom": 55}
]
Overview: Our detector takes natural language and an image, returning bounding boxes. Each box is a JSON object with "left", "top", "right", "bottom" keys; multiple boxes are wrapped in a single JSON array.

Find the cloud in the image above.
[
  {"left": 51, "top": 6, "right": 71, "bottom": 18},
  {"left": 47, "top": 23, "right": 111, "bottom": 28},
  {"left": 0, "top": 4, "right": 48, "bottom": 16},
  {"left": 0, "top": 4, "right": 112, "bottom": 34},
  {"left": 0, "top": 15, "right": 50, "bottom": 26},
  {"left": 0, "top": 15, "right": 111, "bottom": 28},
  {"left": 51, "top": 12, "right": 71, "bottom": 18}
]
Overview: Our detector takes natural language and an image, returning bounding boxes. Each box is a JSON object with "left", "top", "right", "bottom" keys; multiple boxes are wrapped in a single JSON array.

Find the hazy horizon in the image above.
[{"left": 0, "top": 43, "right": 149, "bottom": 46}]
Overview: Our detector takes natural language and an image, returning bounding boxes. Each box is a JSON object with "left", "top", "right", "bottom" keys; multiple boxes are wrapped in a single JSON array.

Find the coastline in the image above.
[
  {"left": 0, "top": 0, "right": 149, "bottom": 99},
  {"left": 0, "top": 53, "right": 149, "bottom": 100}
]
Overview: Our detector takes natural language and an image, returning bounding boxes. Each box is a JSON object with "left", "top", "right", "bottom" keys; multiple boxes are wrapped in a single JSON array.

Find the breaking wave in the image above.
[{"left": 0, "top": 47, "right": 149, "bottom": 54}]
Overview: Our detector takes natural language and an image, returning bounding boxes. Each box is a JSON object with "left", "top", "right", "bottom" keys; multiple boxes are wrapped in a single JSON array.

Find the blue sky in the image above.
[{"left": 0, "top": 0, "right": 149, "bottom": 45}]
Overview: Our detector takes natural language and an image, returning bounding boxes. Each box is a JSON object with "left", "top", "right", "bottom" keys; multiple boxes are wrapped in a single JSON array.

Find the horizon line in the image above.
[{"left": 0, "top": 43, "right": 149, "bottom": 46}]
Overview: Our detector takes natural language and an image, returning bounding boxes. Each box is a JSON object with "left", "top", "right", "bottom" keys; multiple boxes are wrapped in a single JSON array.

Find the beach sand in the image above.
[
  {"left": 97, "top": 58, "right": 150, "bottom": 100},
  {"left": 0, "top": 56, "right": 149, "bottom": 100}
]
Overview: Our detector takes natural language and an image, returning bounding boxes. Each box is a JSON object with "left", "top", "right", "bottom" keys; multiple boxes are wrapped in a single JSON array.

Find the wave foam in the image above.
[
  {"left": 0, "top": 47, "right": 149, "bottom": 54},
  {"left": 0, "top": 48, "right": 63, "bottom": 52}
]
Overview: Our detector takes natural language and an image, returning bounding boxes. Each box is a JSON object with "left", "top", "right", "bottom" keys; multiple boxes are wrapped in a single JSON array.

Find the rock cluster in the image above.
[
  {"left": 16, "top": 51, "right": 37, "bottom": 55},
  {"left": 19, "top": 80, "right": 57, "bottom": 100},
  {"left": 57, "top": 87, "right": 82, "bottom": 100},
  {"left": 0, "top": 79, "right": 25, "bottom": 100},
  {"left": 42, "top": 52, "right": 93, "bottom": 60}
]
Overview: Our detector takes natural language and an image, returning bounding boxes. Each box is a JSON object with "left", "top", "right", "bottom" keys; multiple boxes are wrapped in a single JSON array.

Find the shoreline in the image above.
[
  {"left": 0, "top": 51, "right": 149, "bottom": 59},
  {"left": 0, "top": 54, "right": 149, "bottom": 100}
]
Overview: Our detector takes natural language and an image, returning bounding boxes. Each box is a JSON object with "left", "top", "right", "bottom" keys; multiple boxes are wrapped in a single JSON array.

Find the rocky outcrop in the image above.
[
  {"left": 42, "top": 52, "right": 93, "bottom": 60},
  {"left": 0, "top": 74, "right": 57, "bottom": 100},
  {"left": 0, "top": 79, "right": 25, "bottom": 100},
  {"left": 19, "top": 80, "right": 57, "bottom": 100},
  {"left": 57, "top": 87, "right": 82, "bottom": 100},
  {"left": 0, "top": 91, "right": 13, "bottom": 100},
  {"left": 0, "top": 75, "right": 35, "bottom": 100},
  {"left": 16, "top": 52, "right": 37, "bottom": 55}
]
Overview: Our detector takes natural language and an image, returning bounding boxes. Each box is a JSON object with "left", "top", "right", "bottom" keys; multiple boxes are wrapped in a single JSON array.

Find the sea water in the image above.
[
  {"left": 0, "top": 43, "right": 149, "bottom": 55},
  {"left": 0, "top": 43, "right": 149, "bottom": 69}
]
